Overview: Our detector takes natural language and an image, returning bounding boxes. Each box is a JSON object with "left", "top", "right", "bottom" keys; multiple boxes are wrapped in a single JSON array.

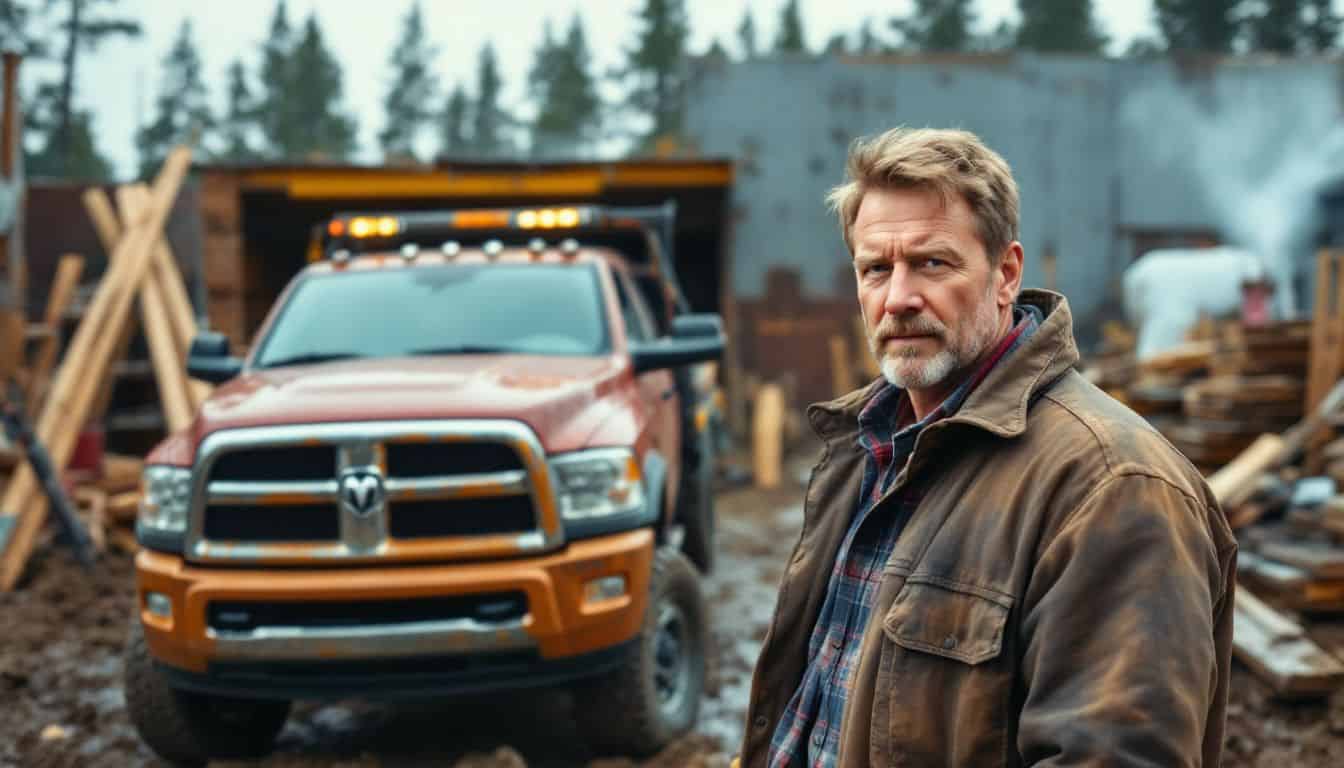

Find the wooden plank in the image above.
[
  {"left": 73, "top": 487, "right": 107, "bottom": 554},
  {"left": 116, "top": 186, "right": 193, "bottom": 432},
  {"left": 1232, "top": 587, "right": 1344, "bottom": 697},
  {"left": 1207, "top": 434, "right": 1286, "bottom": 510},
  {"left": 0, "top": 147, "right": 192, "bottom": 591},
  {"left": 23, "top": 254, "right": 84, "bottom": 411},
  {"left": 106, "top": 490, "right": 141, "bottom": 522},
  {"left": 1256, "top": 538, "right": 1344, "bottom": 580}
]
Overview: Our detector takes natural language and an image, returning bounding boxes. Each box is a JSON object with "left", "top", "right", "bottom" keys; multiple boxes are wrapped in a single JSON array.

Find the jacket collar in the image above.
[{"left": 807, "top": 289, "right": 1079, "bottom": 442}]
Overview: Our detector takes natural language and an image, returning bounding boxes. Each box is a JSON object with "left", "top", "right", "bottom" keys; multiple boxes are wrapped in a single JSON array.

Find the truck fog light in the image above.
[
  {"left": 584, "top": 575, "right": 627, "bottom": 604},
  {"left": 146, "top": 592, "right": 172, "bottom": 618}
]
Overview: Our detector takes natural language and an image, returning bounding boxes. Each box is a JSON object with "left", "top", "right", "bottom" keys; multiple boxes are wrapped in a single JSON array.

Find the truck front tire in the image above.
[
  {"left": 679, "top": 428, "right": 717, "bottom": 573},
  {"left": 572, "top": 547, "right": 707, "bottom": 757},
  {"left": 124, "top": 621, "right": 290, "bottom": 766}
]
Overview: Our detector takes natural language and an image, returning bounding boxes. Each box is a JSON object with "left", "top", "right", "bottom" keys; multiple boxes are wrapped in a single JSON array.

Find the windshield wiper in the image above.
[
  {"left": 258, "top": 352, "right": 366, "bottom": 369},
  {"left": 408, "top": 345, "right": 520, "bottom": 356}
]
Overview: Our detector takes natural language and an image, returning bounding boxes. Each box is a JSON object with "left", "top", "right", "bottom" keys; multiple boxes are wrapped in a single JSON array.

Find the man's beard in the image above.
[{"left": 869, "top": 290, "right": 1003, "bottom": 391}]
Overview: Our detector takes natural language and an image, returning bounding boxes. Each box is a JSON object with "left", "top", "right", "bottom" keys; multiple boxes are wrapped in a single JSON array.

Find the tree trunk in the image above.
[{"left": 55, "top": 0, "right": 82, "bottom": 176}]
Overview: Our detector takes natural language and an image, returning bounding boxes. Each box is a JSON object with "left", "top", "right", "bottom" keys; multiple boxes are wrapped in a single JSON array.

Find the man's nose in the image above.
[{"left": 882, "top": 265, "right": 924, "bottom": 316}]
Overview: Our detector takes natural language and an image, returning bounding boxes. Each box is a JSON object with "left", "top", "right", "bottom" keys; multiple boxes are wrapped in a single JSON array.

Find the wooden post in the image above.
[
  {"left": 1306, "top": 250, "right": 1344, "bottom": 471},
  {"left": 0, "top": 147, "right": 191, "bottom": 591},
  {"left": 116, "top": 186, "right": 192, "bottom": 431},
  {"left": 829, "top": 334, "right": 854, "bottom": 397},
  {"left": 0, "top": 52, "right": 22, "bottom": 386},
  {"left": 24, "top": 254, "right": 85, "bottom": 411},
  {"left": 752, "top": 383, "right": 785, "bottom": 489}
]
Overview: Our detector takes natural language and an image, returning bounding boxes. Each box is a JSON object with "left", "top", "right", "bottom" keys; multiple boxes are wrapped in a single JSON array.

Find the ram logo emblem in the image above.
[{"left": 339, "top": 470, "right": 385, "bottom": 519}]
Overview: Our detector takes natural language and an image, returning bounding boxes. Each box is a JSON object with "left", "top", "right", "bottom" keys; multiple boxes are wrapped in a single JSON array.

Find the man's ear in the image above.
[{"left": 997, "top": 242, "right": 1025, "bottom": 307}]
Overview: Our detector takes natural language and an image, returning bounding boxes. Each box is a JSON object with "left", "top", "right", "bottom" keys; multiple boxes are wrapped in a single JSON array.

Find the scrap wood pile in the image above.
[
  {"left": 0, "top": 146, "right": 209, "bottom": 591},
  {"left": 1086, "top": 251, "right": 1344, "bottom": 699}
]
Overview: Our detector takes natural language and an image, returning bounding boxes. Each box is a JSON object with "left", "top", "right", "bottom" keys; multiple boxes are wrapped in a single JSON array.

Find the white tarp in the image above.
[{"left": 1121, "top": 246, "right": 1274, "bottom": 360}]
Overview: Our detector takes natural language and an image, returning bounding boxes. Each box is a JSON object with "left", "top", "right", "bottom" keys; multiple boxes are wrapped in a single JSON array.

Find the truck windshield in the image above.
[{"left": 254, "top": 263, "right": 609, "bottom": 368}]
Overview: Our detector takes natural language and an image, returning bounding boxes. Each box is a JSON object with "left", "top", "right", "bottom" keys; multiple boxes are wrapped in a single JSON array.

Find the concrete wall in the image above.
[{"left": 685, "top": 53, "right": 1344, "bottom": 341}]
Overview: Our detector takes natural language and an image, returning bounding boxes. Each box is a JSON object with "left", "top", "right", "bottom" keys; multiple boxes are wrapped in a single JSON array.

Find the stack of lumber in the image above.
[
  {"left": 1207, "top": 377, "right": 1344, "bottom": 697},
  {"left": 1127, "top": 340, "right": 1213, "bottom": 440},
  {"left": 0, "top": 147, "right": 205, "bottom": 590},
  {"left": 1171, "top": 375, "right": 1304, "bottom": 475}
]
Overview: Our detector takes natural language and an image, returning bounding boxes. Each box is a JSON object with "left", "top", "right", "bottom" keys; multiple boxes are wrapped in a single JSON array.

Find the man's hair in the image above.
[{"left": 826, "top": 127, "right": 1020, "bottom": 262}]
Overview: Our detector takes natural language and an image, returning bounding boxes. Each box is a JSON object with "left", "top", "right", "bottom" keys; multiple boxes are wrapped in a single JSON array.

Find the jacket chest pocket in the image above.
[{"left": 873, "top": 577, "right": 1014, "bottom": 768}]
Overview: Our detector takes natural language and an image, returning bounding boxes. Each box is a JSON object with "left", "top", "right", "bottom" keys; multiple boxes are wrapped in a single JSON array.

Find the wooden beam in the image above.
[
  {"left": 0, "top": 147, "right": 191, "bottom": 591},
  {"left": 124, "top": 185, "right": 210, "bottom": 410},
  {"left": 24, "top": 254, "right": 85, "bottom": 411},
  {"left": 1306, "top": 250, "right": 1344, "bottom": 471},
  {"left": 81, "top": 187, "right": 139, "bottom": 427},
  {"left": 116, "top": 186, "right": 193, "bottom": 433}
]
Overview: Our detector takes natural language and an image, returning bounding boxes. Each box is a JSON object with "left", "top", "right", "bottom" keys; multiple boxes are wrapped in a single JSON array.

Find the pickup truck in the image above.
[{"left": 123, "top": 204, "right": 725, "bottom": 764}]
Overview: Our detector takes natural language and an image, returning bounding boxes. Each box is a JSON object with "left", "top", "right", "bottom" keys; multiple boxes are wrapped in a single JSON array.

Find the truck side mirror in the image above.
[
  {"left": 632, "top": 313, "right": 725, "bottom": 373},
  {"left": 186, "top": 331, "right": 244, "bottom": 384},
  {"left": 670, "top": 314, "right": 723, "bottom": 340}
]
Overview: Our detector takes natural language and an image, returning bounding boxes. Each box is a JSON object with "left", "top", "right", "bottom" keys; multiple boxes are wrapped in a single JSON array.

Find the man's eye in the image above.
[
  {"left": 863, "top": 264, "right": 890, "bottom": 276},
  {"left": 921, "top": 258, "right": 947, "bottom": 269}
]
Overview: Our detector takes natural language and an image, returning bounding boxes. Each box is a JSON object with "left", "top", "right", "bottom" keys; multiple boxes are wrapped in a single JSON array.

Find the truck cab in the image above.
[{"left": 123, "top": 205, "right": 725, "bottom": 764}]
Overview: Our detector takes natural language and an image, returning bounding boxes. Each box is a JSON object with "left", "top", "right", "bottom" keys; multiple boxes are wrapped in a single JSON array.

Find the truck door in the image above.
[{"left": 613, "top": 269, "right": 681, "bottom": 515}]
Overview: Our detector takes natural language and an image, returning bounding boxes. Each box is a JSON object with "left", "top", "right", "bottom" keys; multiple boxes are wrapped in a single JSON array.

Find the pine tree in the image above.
[
  {"left": 379, "top": 1, "right": 438, "bottom": 161},
  {"left": 775, "top": 0, "right": 807, "bottom": 53},
  {"left": 0, "top": 0, "right": 44, "bottom": 56},
  {"left": 621, "top": 0, "right": 689, "bottom": 151},
  {"left": 1303, "top": 0, "right": 1341, "bottom": 50},
  {"left": 1016, "top": 0, "right": 1107, "bottom": 52},
  {"left": 285, "top": 13, "right": 358, "bottom": 160},
  {"left": 217, "top": 59, "right": 258, "bottom": 162},
  {"left": 44, "top": 0, "right": 141, "bottom": 177},
  {"left": 469, "top": 42, "right": 506, "bottom": 157},
  {"left": 439, "top": 83, "right": 469, "bottom": 156},
  {"left": 824, "top": 32, "right": 849, "bottom": 54},
  {"left": 531, "top": 14, "right": 601, "bottom": 158},
  {"left": 25, "top": 82, "right": 110, "bottom": 180},
  {"left": 891, "top": 0, "right": 977, "bottom": 51},
  {"left": 1244, "top": 0, "right": 1341, "bottom": 53},
  {"left": 737, "top": 7, "right": 757, "bottom": 58},
  {"left": 857, "top": 18, "right": 883, "bottom": 53},
  {"left": 1153, "top": 0, "right": 1239, "bottom": 52},
  {"left": 256, "top": 0, "right": 299, "bottom": 157},
  {"left": 136, "top": 20, "right": 212, "bottom": 178}
]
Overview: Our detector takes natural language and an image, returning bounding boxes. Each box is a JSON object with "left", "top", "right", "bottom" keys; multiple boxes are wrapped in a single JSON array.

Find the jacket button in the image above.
[
  {"left": 754, "top": 715, "right": 769, "bottom": 729},
  {"left": 942, "top": 635, "right": 958, "bottom": 650}
]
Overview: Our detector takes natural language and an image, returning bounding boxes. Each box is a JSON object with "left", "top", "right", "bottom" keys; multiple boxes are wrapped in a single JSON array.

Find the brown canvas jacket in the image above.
[{"left": 737, "top": 289, "right": 1237, "bottom": 767}]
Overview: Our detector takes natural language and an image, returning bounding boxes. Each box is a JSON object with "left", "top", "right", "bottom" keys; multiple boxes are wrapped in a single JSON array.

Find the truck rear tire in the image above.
[
  {"left": 679, "top": 429, "right": 717, "bottom": 574},
  {"left": 124, "top": 621, "right": 290, "bottom": 766},
  {"left": 572, "top": 548, "right": 707, "bottom": 757}
]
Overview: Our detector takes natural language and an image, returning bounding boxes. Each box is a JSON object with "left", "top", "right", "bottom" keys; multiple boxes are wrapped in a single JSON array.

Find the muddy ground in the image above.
[{"left": 4, "top": 463, "right": 1344, "bottom": 767}]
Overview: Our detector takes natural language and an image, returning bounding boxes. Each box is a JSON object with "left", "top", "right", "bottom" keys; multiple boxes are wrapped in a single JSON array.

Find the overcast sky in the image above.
[{"left": 26, "top": 0, "right": 1161, "bottom": 178}]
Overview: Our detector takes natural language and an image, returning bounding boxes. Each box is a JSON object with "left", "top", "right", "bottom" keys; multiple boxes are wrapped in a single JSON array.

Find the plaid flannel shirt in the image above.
[{"left": 767, "top": 306, "right": 1041, "bottom": 768}]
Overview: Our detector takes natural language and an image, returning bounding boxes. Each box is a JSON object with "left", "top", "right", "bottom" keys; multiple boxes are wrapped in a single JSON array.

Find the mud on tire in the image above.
[
  {"left": 123, "top": 621, "right": 290, "bottom": 766},
  {"left": 572, "top": 547, "right": 708, "bottom": 757}
]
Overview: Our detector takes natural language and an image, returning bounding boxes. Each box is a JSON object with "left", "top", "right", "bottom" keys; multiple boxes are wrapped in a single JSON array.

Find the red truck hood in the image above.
[{"left": 172, "top": 355, "right": 630, "bottom": 458}]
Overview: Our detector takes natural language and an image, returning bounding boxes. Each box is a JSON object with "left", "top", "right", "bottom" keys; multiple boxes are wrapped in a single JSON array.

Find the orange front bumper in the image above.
[{"left": 135, "top": 529, "right": 653, "bottom": 674}]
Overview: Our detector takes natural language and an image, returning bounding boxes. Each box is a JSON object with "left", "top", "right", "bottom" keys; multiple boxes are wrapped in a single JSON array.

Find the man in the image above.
[{"left": 735, "top": 128, "right": 1236, "bottom": 767}]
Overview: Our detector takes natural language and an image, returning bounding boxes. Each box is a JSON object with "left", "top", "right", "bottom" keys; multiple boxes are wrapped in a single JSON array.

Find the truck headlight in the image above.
[
  {"left": 549, "top": 448, "right": 644, "bottom": 521},
  {"left": 139, "top": 466, "right": 192, "bottom": 534}
]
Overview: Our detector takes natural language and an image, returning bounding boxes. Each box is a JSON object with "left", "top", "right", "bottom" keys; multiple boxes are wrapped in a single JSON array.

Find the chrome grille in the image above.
[{"left": 188, "top": 420, "right": 561, "bottom": 563}]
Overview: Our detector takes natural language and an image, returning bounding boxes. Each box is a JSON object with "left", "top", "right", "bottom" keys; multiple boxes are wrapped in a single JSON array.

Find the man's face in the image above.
[{"left": 852, "top": 186, "right": 1022, "bottom": 393}]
